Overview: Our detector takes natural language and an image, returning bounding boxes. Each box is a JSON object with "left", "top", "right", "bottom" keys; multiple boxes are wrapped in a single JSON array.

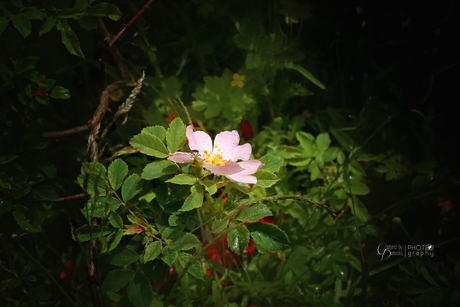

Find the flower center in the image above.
[{"left": 202, "top": 146, "right": 232, "bottom": 166}]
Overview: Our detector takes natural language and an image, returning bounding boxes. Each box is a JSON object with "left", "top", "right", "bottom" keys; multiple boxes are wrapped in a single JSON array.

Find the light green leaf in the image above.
[
  {"left": 343, "top": 179, "right": 370, "bottom": 196},
  {"left": 236, "top": 204, "right": 272, "bottom": 223},
  {"left": 108, "top": 247, "right": 139, "bottom": 266},
  {"left": 284, "top": 62, "right": 326, "bottom": 89},
  {"left": 144, "top": 241, "right": 162, "bottom": 262},
  {"left": 142, "top": 126, "right": 166, "bottom": 143},
  {"left": 166, "top": 118, "right": 187, "bottom": 153},
  {"left": 259, "top": 154, "right": 284, "bottom": 173},
  {"left": 316, "top": 133, "right": 331, "bottom": 152},
  {"left": 166, "top": 174, "right": 197, "bottom": 185},
  {"left": 130, "top": 132, "right": 169, "bottom": 158},
  {"left": 179, "top": 185, "right": 203, "bottom": 211},
  {"left": 109, "top": 211, "right": 123, "bottom": 228},
  {"left": 102, "top": 269, "right": 135, "bottom": 293},
  {"left": 88, "top": 3, "right": 122, "bottom": 21},
  {"left": 308, "top": 161, "right": 321, "bottom": 181},
  {"left": 108, "top": 159, "right": 128, "bottom": 191},
  {"left": 255, "top": 170, "right": 280, "bottom": 188},
  {"left": 177, "top": 252, "right": 204, "bottom": 280},
  {"left": 127, "top": 273, "right": 153, "bottom": 307},
  {"left": 168, "top": 232, "right": 201, "bottom": 251},
  {"left": 337, "top": 150, "right": 345, "bottom": 164},
  {"left": 142, "top": 160, "right": 178, "bottom": 180},
  {"left": 77, "top": 162, "right": 107, "bottom": 196},
  {"left": 11, "top": 14, "right": 31, "bottom": 38},
  {"left": 50, "top": 86, "right": 71, "bottom": 99},
  {"left": 39, "top": 16, "right": 57, "bottom": 36},
  {"left": 247, "top": 223, "right": 289, "bottom": 253},
  {"left": 227, "top": 223, "right": 250, "bottom": 254},
  {"left": 330, "top": 250, "right": 361, "bottom": 272},
  {"left": 55, "top": 19, "right": 84, "bottom": 58},
  {"left": 200, "top": 179, "right": 217, "bottom": 195},
  {"left": 296, "top": 132, "right": 316, "bottom": 157},
  {"left": 161, "top": 249, "right": 177, "bottom": 266},
  {"left": 122, "top": 174, "right": 143, "bottom": 202},
  {"left": 347, "top": 197, "right": 369, "bottom": 222}
]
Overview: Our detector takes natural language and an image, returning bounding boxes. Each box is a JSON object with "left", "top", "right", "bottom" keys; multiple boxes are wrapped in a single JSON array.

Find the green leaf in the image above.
[
  {"left": 168, "top": 232, "right": 200, "bottom": 251},
  {"left": 102, "top": 269, "right": 135, "bottom": 293},
  {"left": 142, "top": 160, "right": 178, "bottom": 180},
  {"left": 236, "top": 204, "right": 272, "bottom": 223},
  {"left": 347, "top": 197, "right": 369, "bottom": 223},
  {"left": 284, "top": 62, "right": 326, "bottom": 90},
  {"left": 14, "top": 56, "right": 40, "bottom": 74},
  {"left": 108, "top": 159, "right": 129, "bottom": 191},
  {"left": 75, "top": 225, "right": 111, "bottom": 242},
  {"left": 33, "top": 185, "right": 56, "bottom": 200},
  {"left": 308, "top": 161, "right": 321, "bottom": 181},
  {"left": 200, "top": 179, "right": 217, "bottom": 195},
  {"left": 50, "top": 86, "right": 71, "bottom": 99},
  {"left": 13, "top": 208, "right": 41, "bottom": 232},
  {"left": 227, "top": 223, "right": 250, "bottom": 254},
  {"left": 144, "top": 241, "right": 162, "bottom": 262},
  {"left": 316, "top": 133, "right": 331, "bottom": 152},
  {"left": 75, "top": 15, "right": 97, "bottom": 30},
  {"left": 75, "top": 0, "right": 92, "bottom": 10},
  {"left": 333, "top": 262, "right": 348, "bottom": 281},
  {"left": 55, "top": 19, "right": 85, "bottom": 58},
  {"left": 296, "top": 132, "right": 316, "bottom": 157},
  {"left": 130, "top": 132, "right": 169, "bottom": 158},
  {"left": 11, "top": 14, "right": 31, "bottom": 38},
  {"left": 122, "top": 174, "right": 143, "bottom": 203},
  {"left": 127, "top": 273, "right": 153, "bottom": 307},
  {"left": 166, "top": 174, "right": 197, "bottom": 185},
  {"left": 233, "top": 17, "right": 265, "bottom": 50},
  {"left": 259, "top": 155, "right": 284, "bottom": 173},
  {"left": 108, "top": 247, "right": 139, "bottom": 266},
  {"left": 166, "top": 118, "right": 187, "bottom": 153},
  {"left": 77, "top": 162, "right": 108, "bottom": 196},
  {"left": 161, "top": 249, "right": 177, "bottom": 266},
  {"left": 330, "top": 250, "right": 361, "bottom": 272},
  {"left": 21, "top": 7, "right": 44, "bottom": 20},
  {"left": 247, "top": 223, "right": 289, "bottom": 253},
  {"left": 246, "top": 52, "right": 261, "bottom": 69},
  {"left": 254, "top": 170, "right": 280, "bottom": 188},
  {"left": 109, "top": 211, "right": 123, "bottom": 228},
  {"left": 337, "top": 150, "right": 345, "bottom": 164},
  {"left": 102, "top": 229, "right": 123, "bottom": 253},
  {"left": 0, "top": 155, "right": 18, "bottom": 165},
  {"left": 343, "top": 179, "right": 370, "bottom": 196},
  {"left": 142, "top": 126, "right": 166, "bottom": 143},
  {"left": 177, "top": 252, "right": 204, "bottom": 280},
  {"left": 0, "top": 17, "right": 8, "bottom": 38},
  {"left": 84, "top": 196, "right": 122, "bottom": 218},
  {"left": 39, "top": 16, "right": 57, "bottom": 36},
  {"left": 179, "top": 185, "right": 203, "bottom": 211},
  {"left": 88, "top": 3, "right": 122, "bottom": 21}
]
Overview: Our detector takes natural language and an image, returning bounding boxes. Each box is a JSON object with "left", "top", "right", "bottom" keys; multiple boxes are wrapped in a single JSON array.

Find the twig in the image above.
[
  {"left": 34, "top": 193, "right": 88, "bottom": 202},
  {"left": 42, "top": 124, "right": 89, "bottom": 138}
]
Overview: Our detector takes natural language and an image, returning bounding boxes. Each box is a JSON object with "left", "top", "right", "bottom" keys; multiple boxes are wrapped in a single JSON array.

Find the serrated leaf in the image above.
[
  {"left": 127, "top": 273, "right": 153, "bottom": 307},
  {"left": 109, "top": 211, "right": 123, "bottom": 228},
  {"left": 39, "top": 16, "right": 56, "bottom": 36},
  {"left": 11, "top": 14, "right": 31, "bottom": 38},
  {"left": 168, "top": 232, "right": 200, "bottom": 251},
  {"left": 179, "top": 185, "right": 203, "bottom": 211},
  {"left": 130, "top": 132, "right": 168, "bottom": 158},
  {"left": 77, "top": 162, "right": 107, "bottom": 196},
  {"left": 166, "top": 174, "right": 197, "bottom": 185},
  {"left": 122, "top": 174, "right": 143, "bottom": 202},
  {"left": 144, "top": 241, "right": 162, "bottom": 262},
  {"left": 227, "top": 223, "right": 250, "bottom": 254},
  {"left": 102, "top": 269, "right": 135, "bottom": 293},
  {"left": 161, "top": 248, "right": 177, "bottom": 266},
  {"left": 200, "top": 179, "right": 217, "bottom": 195},
  {"left": 166, "top": 118, "right": 187, "bottom": 153},
  {"left": 50, "top": 86, "right": 71, "bottom": 99},
  {"left": 254, "top": 170, "right": 280, "bottom": 188},
  {"left": 142, "top": 160, "right": 178, "bottom": 180},
  {"left": 88, "top": 3, "right": 122, "bottom": 21},
  {"left": 108, "top": 247, "right": 139, "bottom": 266},
  {"left": 108, "top": 159, "right": 128, "bottom": 190},
  {"left": 75, "top": 225, "right": 111, "bottom": 242},
  {"left": 247, "top": 223, "right": 289, "bottom": 253},
  {"left": 236, "top": 204, "right": 272, "bottom": 223},
  {"left": 55, "top": 20, "right": 84, "bottom": 58},
  {"left": 143, "top": 126, "right": 166, "bottom": 143},
  {"left": 83, "top": 197, "right": 122, "bottom": 217},
  {"left": 168, "top": 214, "right": 186, "bottom": 226},
  {"left": 259, "top": 154, "right": 283, "bottom": 173},
  {"left": 177, "top": 252, "right": 204, "bottom": 280}
]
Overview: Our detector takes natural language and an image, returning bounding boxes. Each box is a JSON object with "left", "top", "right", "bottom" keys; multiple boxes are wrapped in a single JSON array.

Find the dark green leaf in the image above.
[
  {"left": 161, "top": 249, "right": 177, "bottom": 266},
  {"left": 122, "top": 174, "right": 143, "bottom": 202},
  {"left": 331, "top": 250, "right": 361, "bottom": 272},
  {"left": 55, "top": 20, "right": 85, "bottom": 58},
  {"left": 108, "top": 159, "right": 129, "bottom": 191},
  {"left": 166, "top": 118, "right": 187, "bottom": 153},
  {"left": 11, "top": 14, "right": 31, "bottom": 38},
  {"left": 102, "top": 269, "right": 135, "bottom": 293},
  {"left": 0, "top": 155, "right": 18, "bottom": 165},
  {"left": 88, "top": 3, "right": 122, "bottom": 21},
  {"left": 33, "top": 185, "right": 56, "bottom": 200},
  {"left": 75, "top": 15, "right": 97, "bottom": 30},
  {"left": 247, "top": 223, "right": 289, "bottom": 253},
  {"left": 179, "top": 185, "right": 203, "bottom": 211},
  {"left": 333, "top": 262, "right": 348, "bottom": 281},
  {"left": 142, "top": 160, "right": 178, "bottom": 180},
  {"left": 227, "top": 223, "right": 250, "bottom": 254},
  {"left": 83, "top": 197, "right": 122, "bottom": 218},
  {"left": 50, "top": 86, "right": 71, "bottom": 99},
  {"left": 75, "top": 0, "right": 92, "bottom": 10},
  {"left": 348, "top": 197, "right": 369, "bottom": 223},
  {"left": 127, "top": 273, "right": 153, "bottom": 307},
  {"left": 236, "top": 204, "right": 272, "bottom": 223},
  {"left": 75, "top": 225, "right": 111, "bottom": 242},
  {"left": 130, "top": 132, "right": 169, "bottom": 158},
  {"left": 77, "top": 162, "right": 107, "bottom": 196},
  {"left": 109, "top": 211, "right": 123, "bottom": 228},
  {"left": 0, "top": 17, "right": 8, "bottom": 38},
  {"left": 177, "top": 252, "right": 204, "bottom": 280},
  {"left": 144, "top": 241, "right": 162, "bottom": 262},
  {"left": 108, "top": 247, "right": 139, "bottom": 266},
  {"left": 13, "top": 208, "right": 41, "bottom": 232},
  {"left": 168, "top": 232, "right": 200, "bottom": 251},
  {"left": 21, "top": 7, "right": 44, "bottom": 20}
]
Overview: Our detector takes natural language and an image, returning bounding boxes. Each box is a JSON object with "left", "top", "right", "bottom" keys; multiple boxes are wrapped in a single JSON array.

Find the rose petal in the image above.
[
  {"left": 213, "top": 130, "right": 239, "bottom": 156},
  {"left": 203, "top": 161, "right": 244, "bottom": 176},
  {"left": 186, "top": 125, "right": 212, "bottom": 154},
  {"left": 223, "top": 143, "right": 251, "bottom": 161},
  {"left": 167, "top": 152, "right": 194, "bottom": 163},
  {"left": 225, "top": 160, "right": 264, "bottom": 184}
]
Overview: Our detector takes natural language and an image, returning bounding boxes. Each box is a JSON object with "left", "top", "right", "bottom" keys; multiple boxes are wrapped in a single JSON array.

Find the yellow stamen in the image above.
[{"left": 201, "top": 149, "right": 231, "bottom": 166}]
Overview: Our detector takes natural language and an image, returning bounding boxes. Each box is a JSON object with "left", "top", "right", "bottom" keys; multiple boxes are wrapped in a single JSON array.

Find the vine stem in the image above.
[{"left": 165, "top": 194, "right": 334, "bottom": 305}]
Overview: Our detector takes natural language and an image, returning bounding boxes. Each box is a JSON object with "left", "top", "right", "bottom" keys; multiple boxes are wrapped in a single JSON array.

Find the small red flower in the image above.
[{"left": 239, "top": 120, "right": 253, "bottom": 140}]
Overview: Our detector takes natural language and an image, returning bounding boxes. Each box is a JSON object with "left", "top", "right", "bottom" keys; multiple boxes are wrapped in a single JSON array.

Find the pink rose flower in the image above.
[{"left": 168, "top": 126, "right": 264, "bottom": 184}]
